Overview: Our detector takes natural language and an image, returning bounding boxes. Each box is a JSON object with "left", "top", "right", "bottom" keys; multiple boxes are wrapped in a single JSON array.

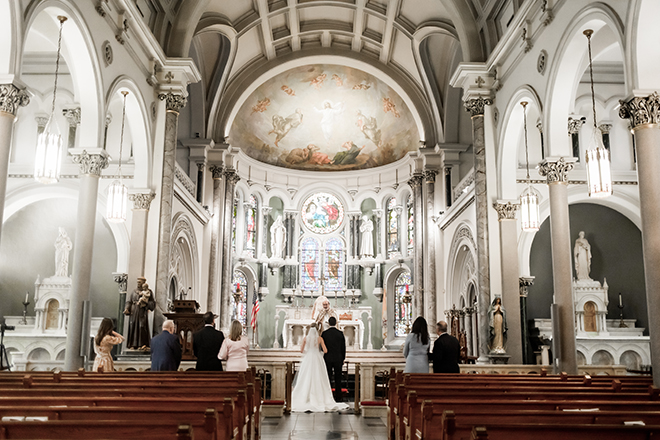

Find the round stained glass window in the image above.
[{"left": 301, "top": 192, "right": 344, "bottom": 234}]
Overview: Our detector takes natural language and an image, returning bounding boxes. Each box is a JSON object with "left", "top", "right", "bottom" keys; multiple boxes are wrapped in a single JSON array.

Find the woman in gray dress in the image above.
[{"left": 403, "top": 316, "right": 430, "bottom": 373}]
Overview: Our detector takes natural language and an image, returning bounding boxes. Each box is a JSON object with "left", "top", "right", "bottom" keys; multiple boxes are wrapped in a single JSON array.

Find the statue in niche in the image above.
[
  {"left": 124, "top": 277, "right": 156, "bottom": 350},
  {"left": 359, "top": 215, "right": 374, "bottom": 258},
  {"left": 488, "top": 297, "right": 507, "bottom": 354},
  {"left": 574, "top": 231, "right": 592, "bottom": 280},
  {"left": 270, "top": 215, "right": 286, "bottom": 259},
  {"left": 54, "top": 227, "right": 72, "bottom": 278},
  {"left": 45, "top": 299, "right": 59, "bottom": 330},
  {"left": 584, "top": 301, "right": 597, "bottom": 332}
]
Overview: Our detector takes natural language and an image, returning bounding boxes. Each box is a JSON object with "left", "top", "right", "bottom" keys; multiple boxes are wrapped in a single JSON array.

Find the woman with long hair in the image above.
[
  {"left": 92, "top": 318, "right": 124, "bottom": 372},
  {"left": 218, "top": 320, "right": 249, "bottom": 371},
  {"left": 403, "top": 316, "right": 430, "bottom": 373}
]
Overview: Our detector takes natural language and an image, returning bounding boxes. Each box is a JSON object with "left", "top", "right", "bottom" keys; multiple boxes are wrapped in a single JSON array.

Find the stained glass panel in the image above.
[
  {"left": 300, "top": 237, "right": 320, "bottom": 291},
  {"left": 394, "top": 271, "right": 412, "bottom": 337},
  {"left": 232, "top": 270, "right": 248, "bottom": 334},
  {"left": 231, "top": 200, "right": 237, "bottom": 252},
  {"left": 245, "top": 195, "right": 257, "bottom": 257},
  {"left": 324, "top": 237, "right": 344, "bottom": 292},
  {"left": 301, "top": 192, "right": 344, "bottom": 234},
  {"left": 387, "top": 197, "right": 399, "bottom": 259},
  {"left": 407, "top": 194, "right": 414, "bottom": 253}
]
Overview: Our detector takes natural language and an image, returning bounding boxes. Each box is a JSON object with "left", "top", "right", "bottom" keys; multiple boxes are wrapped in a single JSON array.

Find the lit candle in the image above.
[
  {"left": 619, "top": 293, "right": 623, "bottom": 307},
  {"left": 25, "top": 292, "right": 29, "bottom": 303}
]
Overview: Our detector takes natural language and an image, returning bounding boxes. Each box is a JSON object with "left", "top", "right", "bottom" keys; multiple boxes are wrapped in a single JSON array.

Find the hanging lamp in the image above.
[
  {"left": 34, "top": 16, "right": 67, "bottom": 184},
  {"left": 106, "top": 91, "right": 129, "bottom": 222},
  {"left": 519, "top": 101, "right": 540, "bottom": 231},
  {"left": 583, "top": 29, "right": 612, "bottom": 198}
]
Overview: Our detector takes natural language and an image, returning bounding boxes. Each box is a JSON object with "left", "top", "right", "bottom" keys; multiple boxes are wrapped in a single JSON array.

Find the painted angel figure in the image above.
[
  {"left": 269, "top": 109, "right": 303, "bottom": 147},
  {"left": 356, "top": 110, "right": 382, "bottom": 146},
  {"left": 314, "top": 101, "right": 344, "bottom": 140}
]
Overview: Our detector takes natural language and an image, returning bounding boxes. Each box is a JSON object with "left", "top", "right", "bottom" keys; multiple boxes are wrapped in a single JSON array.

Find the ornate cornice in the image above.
[
  {"left": 619, "top": 92, "right": 660, "bottom": 128},
  {"left": 210, "top": 165, "right": 224, "bottom": 180},
  {"left": 0, "top": 84, "right": 29, "bottom": 115},
  {"left": 538, "top": 157, "right": 574, "bottom": 184},
  {"left": 464, "top": 96, "right": 493, "bottom": 117},
  {"left": 567, "top": 117, "right": 586, "bottom": 135},
  {"left": 407, "top": 173, "right": 424, "bottom": 188},
  {"left": 224, "top": 168, "right": 240, "bottom": 185},
  {"left": 493, "top": 201, "right": 519, "bottom": 221},
  {"left": 62, "top": 107, "right": 81, "bottom": 126},
  {"left": 423, "top": 169, "right": 438, "bottom": 183},
  {"left": 158, "top": 91, "right": 187, "bottom": 114},
  {"left": 72, "top": 150, "right": 109, "bottom": 176},
  {"left": 129, "top": 192, "right": 155, "bottom": 210}
]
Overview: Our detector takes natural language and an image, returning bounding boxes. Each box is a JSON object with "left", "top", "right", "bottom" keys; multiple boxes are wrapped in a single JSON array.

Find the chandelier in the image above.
[
  {"left": 34, "top": 16, "right": 67, "bottom": 184},
  {"left": 519, "top": 101, "right": 540, "bottom": 231},
  {"left": 106, "top": 91, "right": 129, "bottom": 222},
  {"left": 583, "top": 29, "right": 612, "bottom": 198}
]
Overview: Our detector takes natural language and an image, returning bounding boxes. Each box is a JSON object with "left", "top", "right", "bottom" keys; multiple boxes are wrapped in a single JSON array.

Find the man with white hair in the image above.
[{"left": 150, "top": 320, "right": 182, "bottom": 371}]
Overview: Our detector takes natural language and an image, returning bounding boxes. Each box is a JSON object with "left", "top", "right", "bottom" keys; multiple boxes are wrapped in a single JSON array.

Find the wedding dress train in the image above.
[{"left": 291, "top": 327, "right": 349, "bottom": 412}]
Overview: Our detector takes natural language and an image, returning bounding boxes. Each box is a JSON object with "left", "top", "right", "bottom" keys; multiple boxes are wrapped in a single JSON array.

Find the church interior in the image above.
[{"left": 2, "top": 0, "right": 660, "bottom": 429}]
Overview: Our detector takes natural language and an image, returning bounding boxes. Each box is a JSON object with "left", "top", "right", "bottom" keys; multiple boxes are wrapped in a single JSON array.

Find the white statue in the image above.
[
  {"left": 270, "top": 215, "right": 286, "bottom": 259},
  {"left": 54, "top": 227, "right": 72, "bottom": 278},
  {"left": 574, "top": 231, "right": 592, "bottom": 280},
  {"left": 360, "top": 215, "right": 374, "bottom": 258}
]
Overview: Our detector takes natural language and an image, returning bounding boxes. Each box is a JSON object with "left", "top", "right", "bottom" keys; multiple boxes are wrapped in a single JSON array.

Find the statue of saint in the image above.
[
  {"left": 54, "top": 227, "right": 72, "bottom": 278},
  {"left": 488, "top": 297, "right": 507, "bottom": 354},
  {"left": 574, "top": 231, "right": 592, "bottom": 280},
  {"left": 123, "top": 277, "right": 156, "bottom": 350},
  {"left": 359, "top": 215, "right": 374, "bottom": 258},
  {"left": 270, "top": 215, "right": 286, "bottom": 259}
]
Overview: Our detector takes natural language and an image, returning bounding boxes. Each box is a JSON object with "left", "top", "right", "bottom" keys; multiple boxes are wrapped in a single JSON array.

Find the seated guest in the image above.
[
  {"left": 219, "top": 320, "right": 249, "bottom": 371},
  {"left": 193, "top": 311, "right": 225, "bottom": 371},
  {"left": 92, "top": 317, "right": 124, "bottom": 372},
  {"left": 432, "top": 321, "right": 461, "bottom": 373},
  {"left": 150, "top": 320, "right": 182, "bottom": 371}
]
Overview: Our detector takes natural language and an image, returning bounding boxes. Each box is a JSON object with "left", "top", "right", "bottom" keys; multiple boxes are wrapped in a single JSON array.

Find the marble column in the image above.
[
  {"left": 259, "top": 206, "right": 272, "bottom": 296},
  {"left": 493, "top": 201, "right": 522, "bottom": 364},
  {"left": 154, "top": 92, "right": 186, "bottom": 332},
  {"left": 373, "top": 208, "right": 383, "bottom": 258},
  {"left": 64, "top": 150, "right": 109, "bottom": 370},
  {"left": 283, "top": 211, "right": 298, "bottom": 290},
  {"left": 465, "top": 96, "right": 493, "bottom": 362},
  {"left": 0, "top": 84, "right": 29, "bottom": 242},
  {"left": 538, "top": 157, "right": 577, "bottom": 374},
  {"left": 519, "top": 276, "right": 535, "bottom": 364},
  {"left": 196, "top": 162, "right": 205, "bottom": 203},
  {"left": 619, "top": 92, "right": 660, "bottom": 386},
  {"left": 126, "top": 192, "right": 155, "bottom": 293},
  {"left": 220, "top": 168, "right": 239, "bottom": 331},
  {"left": 207, "top": 166, "right": 224, "bottom": 314},
  {"left": 407, "top": 174, "right": 424, "bottom": 318},
  {"left": 347, "top": 213, "right": 361, "bottom": 290},
  {"left": 424, "top": 170, "right": 438, "bottom": 329}
]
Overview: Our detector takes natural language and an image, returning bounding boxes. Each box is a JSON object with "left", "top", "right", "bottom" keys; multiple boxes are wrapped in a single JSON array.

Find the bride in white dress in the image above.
[{"left": 291, "top": 324, "right": 349, "bottom": 412}]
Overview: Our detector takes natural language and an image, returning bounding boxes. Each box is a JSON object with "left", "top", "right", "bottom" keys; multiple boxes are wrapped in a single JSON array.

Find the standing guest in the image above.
[
  {"left": 150, "top": 320, "right": 182, "bottom": 371},
  {"left": 193, "top": 311, "right": 225, "bottom": 371},
  {"left": 321, "top": 316, "right": 346, "bottom": 402},
  {"left": 219, "top": 320, "right": 249, "bottom": 371},
  {"left": 92, "top": 318, "right": 124, "bottom": 372},
  {"left": 432, "top": 321, "right": 461, "bottom": 373},
  {"left": 403, "top": 316, "right": 430, "bottom": 373}
]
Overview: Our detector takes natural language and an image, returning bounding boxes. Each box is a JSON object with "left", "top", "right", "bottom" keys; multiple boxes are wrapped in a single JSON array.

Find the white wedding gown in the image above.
[{"left": 291, "top": 327, "right": 349, "bottom": 412}]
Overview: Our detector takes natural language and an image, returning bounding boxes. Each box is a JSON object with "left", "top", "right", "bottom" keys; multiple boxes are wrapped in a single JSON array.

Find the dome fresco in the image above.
[{"left": 229, "top": 64, "right": 420, "bottom": 171}]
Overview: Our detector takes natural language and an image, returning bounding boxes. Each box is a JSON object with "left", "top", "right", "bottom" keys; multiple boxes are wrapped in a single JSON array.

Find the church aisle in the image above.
[{"left": 261, "top": 411, "right": 388, "bottom": 440}]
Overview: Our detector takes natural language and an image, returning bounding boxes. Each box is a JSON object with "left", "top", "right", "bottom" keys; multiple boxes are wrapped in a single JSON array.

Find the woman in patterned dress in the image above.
[{"left": 92, "top": 318, "right": 124, "bottom": 372}]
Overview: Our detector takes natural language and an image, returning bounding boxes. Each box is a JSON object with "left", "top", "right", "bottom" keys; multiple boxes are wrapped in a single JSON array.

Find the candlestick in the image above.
[{"left": 20, "top": 296, "right": 30, "bottom": 326}]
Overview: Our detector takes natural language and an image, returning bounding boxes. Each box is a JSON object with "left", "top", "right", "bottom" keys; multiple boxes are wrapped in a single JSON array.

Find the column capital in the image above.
[
  {"left": 493, "top": 200, "right": 519, "bottom": 220},
  {"left": 209, "top": 165, "right": 224, "bottom": 179},
  {"left": 538, "top": 157, "right": 575, "bottom": 184},
  {"left": 158, "top": 91, "right": 187, "bottom": 114},
  {"left": 372, "top": 208, "right": 384, "bottom": 218},
  {"left": 619, "top": 92, "right": 660, "bottom": 128},
  {"left": 519, "top": 276, "right": 535, "bottom": 297},
  {"left": 71, "top": 149, "right": 109, "bottom": 176},
  {"left": 567, "top": 116, "right": 586, "bottom": 135},
  {"left": 261, "top": 206, "right": 273, "bottom": 216},
  {"left": 223, "top": 167, "right": 240, "bottom": 185},
  {"left": 598, "top": 123, "right": 612, "bottom": 134},
  {"left": 128, "top": 191, "right": 156, "bottom": 210},
  {"left": 407, "top": 173, "right": 424, "bottom": 188},
  {"left": 464, "top": 96, "right": 493, "bottom": 117},
  {"left": 112, "top": 272, "right": 128, "bottom": 293},
  {"left": 0, "top": 84, "right": 30, "bottom": 116},
  {"left": 423, "top": 169, "right": 439, "bottom": 183},
  {"left": 62, "top": 107, "right": 81, "bottom": 126}
]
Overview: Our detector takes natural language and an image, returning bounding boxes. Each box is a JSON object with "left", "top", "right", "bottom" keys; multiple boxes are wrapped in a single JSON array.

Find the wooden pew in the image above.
[{"left": 456, "top": 424, "right": 660, "bottom": 440}]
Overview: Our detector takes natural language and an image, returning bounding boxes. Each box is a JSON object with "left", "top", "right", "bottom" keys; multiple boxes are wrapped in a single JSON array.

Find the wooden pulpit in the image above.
[{"left": 164, "top": 300, "right": 204, "bottom": 360}]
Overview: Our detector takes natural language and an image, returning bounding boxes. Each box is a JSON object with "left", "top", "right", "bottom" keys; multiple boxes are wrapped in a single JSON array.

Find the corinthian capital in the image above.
[
  {"left": 72, "top": 150, "right": 110, "bottom": 176},
  {"left": 129, "top": 192, "right": 156, "bottom": 210},
  {"left": 407, "top": 173, "right": 424, "bottom": 189},
  {"left": 619, "top": 92, "right": 660, "bottom": 128},
  {"left": 538, "top": 157, "right": 575, "bottom": 184},
  {"left": 424, "top": 169, "right": 438, "bottom": 183},
  {"left": 493, "top": 201, "right": 519, "bottom": 221},
  {"left": 62, "top": 107, "right": 81, "bottom": 126},
  {"left": 158, "top": 91, "right": 187, "bottom": 113},
  {"left": 0, "top": 84, "right": 30, "bottom": 116},
  {"left": 223, "top": 168, "right": 240, "bottom": 185},
  {"left": 209, "top": 165, "right": 224, "bottom": 179},
  {"left": 464, "top": 96, "right": 493, "bottom": 117}
]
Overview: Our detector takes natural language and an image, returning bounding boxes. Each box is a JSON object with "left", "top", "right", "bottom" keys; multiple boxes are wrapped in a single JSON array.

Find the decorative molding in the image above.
[
  {"left": 175, "top": 164, "right": 196, "bottom": 198},
  {"left": 537, "top": 50, "right": 548, "bottom": 75},
  {"left": 464, "top": 97, "right": 493, "bottom": 117},
  {"left": 0, "top": 84, "right": 30, "bottom": 115},
  {"left": 102, "top": 41, "right": 113, "bottom": 66},
  {"left": 493, "top": 201, "right": 519, "bottom": 221},
  {"left": 71, "top": 150, "right": 109, "bottom": 176},
  {"left": 619, "top": 92, "right": 660, "bottom": 128},
  {"left": 129, "top": 192, "right": 155, "bottom": 210},
  {"left": 453, "top": 171, "right": 475, "bottom": 200},
  {"left": 567, "top": 117, "right": 586, "bottom": 135},
  {"left": 538, "top": 157, "right": 574, "bottom": 184},
  {"left": 516, "top": 179, "right": 637, "bottom": 186},
  {"left": 158, "top": 91, "right": 187, "bottom": 114}
]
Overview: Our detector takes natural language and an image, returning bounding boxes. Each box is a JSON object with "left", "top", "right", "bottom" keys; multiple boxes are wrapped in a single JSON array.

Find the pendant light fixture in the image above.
[
  {"left": 584, "top": 29, "right": 612, "bottom": 198},
  {"left": 519, "top": 101, "right": 540, "bottom": 231},
  {"left": 34, "top": 16, "right": 67, "bottom": 184},
  {"left": 106, "top": 91, "right": 129, "bottom": 222}
]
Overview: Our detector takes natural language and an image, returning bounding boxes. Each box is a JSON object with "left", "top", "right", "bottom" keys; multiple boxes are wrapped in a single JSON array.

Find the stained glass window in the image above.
[
  {"left": 407, "top": 194, "right": 414, "bottom": 255},
  {"left": 245, "top": 195, "right": 257, "bottom": 257},
  {"left": 300, "top": 237, "right": 320, "bottom": 291},
  {"left": 232, "top": 270, "right": 248, "bottom": 334},
  {"left": 394, "top": 271, "right": 412, "bottom": 337},
  {"left": 324, "top": 237, "right": 344, "bottom": 292},
  {"left": 387, "top": 197, "right": 399, "bottom": 259},
  {"left": 301, "top": 192, "right": 344, "bottom": 234},
  {"left": 231, "top": 199, "right": 237, "bottom": 252}
]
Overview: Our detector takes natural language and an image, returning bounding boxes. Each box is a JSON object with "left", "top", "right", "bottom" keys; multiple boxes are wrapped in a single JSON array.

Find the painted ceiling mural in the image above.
[{"left": 229, "top": 64, "right": 420, "bottom": 171}]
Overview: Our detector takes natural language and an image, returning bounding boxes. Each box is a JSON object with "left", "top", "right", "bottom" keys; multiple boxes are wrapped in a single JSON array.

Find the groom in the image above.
[{"left": 321, "top": 316, "right": 346, "bottom": 402}]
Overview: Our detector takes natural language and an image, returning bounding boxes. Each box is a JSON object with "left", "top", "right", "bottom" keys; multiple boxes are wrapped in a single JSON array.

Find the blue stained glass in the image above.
[{"left": 300, "top": 237, "right": 320, "bottom": 291}]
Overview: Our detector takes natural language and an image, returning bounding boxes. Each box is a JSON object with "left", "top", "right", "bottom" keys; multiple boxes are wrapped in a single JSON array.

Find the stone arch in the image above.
[
  {"left": 28, "top": 347, "right": 50, "bottom": 361},
  {"left": 447, "top": 223, "right": 478, "bottom": 309},
  {"left": 626, "top": 0, "right": 660, "bottom": 91},
  {"left": 232, "top": 261, "right": 258, "bottom": 340},
  {"left": 0, "top": 0, "right": 22, "bottom": 76},
  {"left": 384, "top": 263, "right": 412, "bottom": 345},
  {"left": 591, "top": 349, "right": 614, "bottom": 365},
  {"left": 577, "top": 350, "right": 587, "bottom": 365},
  {"left": 620, "top": 350, "right": 642, "bottom": 370},
  {"left": 170, "top": 213, "right": 199, "bottom": 305}
]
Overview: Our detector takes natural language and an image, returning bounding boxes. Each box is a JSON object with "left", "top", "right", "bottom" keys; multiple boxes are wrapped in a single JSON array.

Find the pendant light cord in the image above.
[
  {"left": 50, "top": 17, "right": 67, "bottom": 119},
  {"left": 118, "top": 91, "right": 128, "bottom": 180},
  {"left": 522, "top": 101, "right": 530, "bottom": 181},
  {"left": 585, "top": 30, "right": 598, "bottom": 130}
]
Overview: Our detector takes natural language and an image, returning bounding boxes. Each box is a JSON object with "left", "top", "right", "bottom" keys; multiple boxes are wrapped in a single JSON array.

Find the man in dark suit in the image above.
[
  {"left": 150, "top": 320, "right": 182, "bottom": 371},
  {"left": 193, "top": 311, "right": 225, "bottom": 371},
  {"left": 432, "top": 321, "right": 461, "bottom": 373},
  {"left": 321, "top": 316, "right": 346, "bottom": 402}
]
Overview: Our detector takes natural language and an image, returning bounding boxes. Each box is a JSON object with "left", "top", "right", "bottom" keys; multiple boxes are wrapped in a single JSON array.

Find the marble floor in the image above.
[{"left": 261, "top": 410, "right": 388, "bottom": 440}]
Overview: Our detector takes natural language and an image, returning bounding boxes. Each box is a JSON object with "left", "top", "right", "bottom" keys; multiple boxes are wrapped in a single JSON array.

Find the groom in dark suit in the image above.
[
  {"left": 193, "top": 311, "right": 225, "bottom": 371},
  {"left": 321, "top": 316, "right": 346, "bottom": 402}
]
